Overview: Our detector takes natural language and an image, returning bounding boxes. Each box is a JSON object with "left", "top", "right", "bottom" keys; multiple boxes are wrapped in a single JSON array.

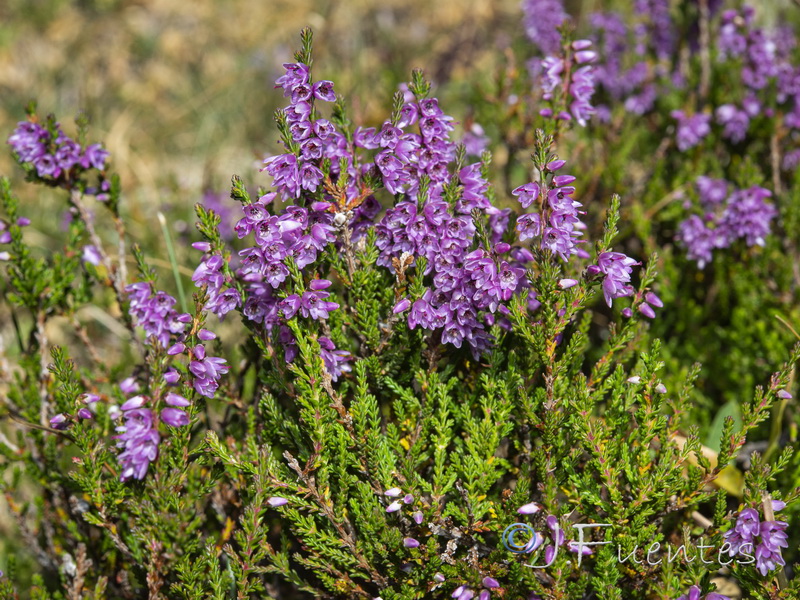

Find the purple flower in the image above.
[
  {"left": 403, "top": 537, "right": 420, "bottom": 548},
  {"left": 592, "top": 252, "right": 639, "bottom": 306},
  {"left": 716, "top": 105, "right": 750, "bottom": 143},
  {"left": 755, "top": 519, "right": 788, "bottom": 576},
  {"left": 81, "top": 144, "right": 109, "bottom": 170},
  {"left": 81, "top": 245, "right": 102, "bottom": 266},
  {"left": 675, "top": 585, "right": 730, "bottom": 600},
  {"left": 125, "top": 282, "right": 187, "bottom": 348},
  {"left": 521, "top": 0, "right": 568, "bottom": 54},
  {"left": 671, "top": 111, "right": 711, "bottom": 151},
  {"left": 676, "top": 215, "right": 723, "bottom": 268},
  {"left": 189, "top": 345, "right": 229, "bottom": 398},
  {"left": 719, "top": 186, "right": 776, "bottom": 247},
  {"left": 512, "top": 183, "right": 541, "bottom": 209},
  {"left": 267, "top": 496, "right": 289, "bottom": 507},
  {"left": 115, "top": 404, "right": 160, "bottom": 481},
  {"left": 49, "top": 414, "right": 69, "bottom": 430},
  {"left": 160, "top": 407, "right": 189, "bottom": 427}
]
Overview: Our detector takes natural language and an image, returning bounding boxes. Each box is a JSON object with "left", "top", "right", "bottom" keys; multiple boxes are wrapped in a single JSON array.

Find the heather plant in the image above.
[
  {"left": 1, "top": 20, "right": 800, "bottom": 600},
  {"left": 480, "top": 0, "right": 800, "bottom": 488}
]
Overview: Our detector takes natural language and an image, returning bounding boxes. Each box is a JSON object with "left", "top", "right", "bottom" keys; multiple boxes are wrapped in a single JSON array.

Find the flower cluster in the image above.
[
  {"left": 670, "top": 111, "right": 711, "bottom": 152},
  {"left": 520, "top": 0, "right": 568, "bottom": 55},
  {"left": 125, "top": 282, "right": 190, "bottom": 348},
  {"left": 677, "top": 177, "right": 776, "bottom": 268},
  {"left": 723, "top": 501, "right": 789, "bottom": 576},
  {"left": 114, "top": 381, "right": 192, "bottom": 481},
  {"left": 539, "top": 40, "right": 597, "bottom": 127},
  {"left": 265, "top": 62, "right": 338, "bottom": 199},
  {"left": 7, "top": 118, "right": 109, "bottom": 183}
]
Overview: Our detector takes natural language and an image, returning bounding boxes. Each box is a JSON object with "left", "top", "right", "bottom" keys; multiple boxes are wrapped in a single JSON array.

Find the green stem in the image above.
[{"left": 157, "top": 211, "right": 188, "bottom": 314}]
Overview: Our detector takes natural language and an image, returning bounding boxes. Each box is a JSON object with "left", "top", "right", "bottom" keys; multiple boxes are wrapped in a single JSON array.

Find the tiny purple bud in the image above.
[
  {"left": 16, "top": 217, "right": 31, "bottom": 227},
  {"left": 626, "top": 376, "right": 641, "bottom": 384},
  {"left": 638, "top": 303, "right": 656, "bottom": 319},
  {"left": 0, "top": 251, "right": 9, "bottom": 261},
  {"left": 192, "top": 241, "right": 211, "bottom": 252},
  {"left": 197, "top": 328, "right": 216, "bottom": 341},
  {"left": 81, "top": 393, "right": 100, "bottom": 404},
  {"left": 413, "top": 511, "right": 424, "bottom": 524},
  {"left": 572, "top": 39, "right": 592, "bottom": 50},
  {"left": 494, "top": 242, "right": 511, "bottom": 254},
  {"left": 655, "top": 383, "right": 667, "bottom": 394},
  {"left": 49, "top": 414, "right": 68, "bottom": 429},
  {"left": 434, "top": 572, "right": 445, "bottom": 583},
  {"left": 193, "top": 344, "right": 206, "bottom": 360},
  {"left": 120, "top": 396, "right": 146, "bottom": 411},
  {"left": 403, "top": 537, "right": 420, "bottom": 548},
  {"left": 621, "top": 307, "right": 633, "bottom": 318},
  {"left": 167, "top": 343, "right": 186, "bottom": 355},
  {"left": 77, "top": 408, "right": 93, "bottom": 420},
  {"left": 81, "top": 245, "right": 102, "bottom": 266},
  {"left": 393, "top": 299, "right": 411, "bottom": 314},
  {"left": 163, "top": 369, "right": 180, "bottom": 385},
  {"left": 267, "top": 496, "right": 288, "bottom": 507},
  {"left": 777, "top": 390, "right": 793, "bottom": 399},
  {"left": 773, "top": 500, "right": 786, "bottom": 512},
  {"left": 386, "top": 501, "right": 402, "bottom": 513},
  {"left": 574, "top": 50, "right": 597, "bottom": 64},
  {"left": 479, "top": 592, "right": 490, "bottom": 600},
  {"left": 309, "top": 278, "right": 332, "bottom": 291},
  {"left": 545, "top": 159, "right": 566, "bottom": 171},
  {"left": 482, "top": 577, "right": 499, "bottom": 589},
  {"left": 459, "top": 590, "right": 475, "bottom": 600},
  {"left": 644, "top": 292, "right": 663, "bottom": 308},
  {"left": 517, "top": 502, "right": 541, "bottom": 515},
  {"left": 165, "top": 392, "right": 190, "bottom": 407},
  {"left": 558, "top": 278, "right": 578, "bottom": 289},
  {"left": 384, "top": 487, "right": 402, "bottom": 497},
  {"left": 176, "top": 313, "right": 193, "bottom": 323},
  {"left": 119, "top": 377, "right": 139, "bottom": 394},
  {"left": 403, "top": 494, "right": 414, "bottom": 504},
  {"left": 452, "top": 587, "right": 465, "bottom": 599}
]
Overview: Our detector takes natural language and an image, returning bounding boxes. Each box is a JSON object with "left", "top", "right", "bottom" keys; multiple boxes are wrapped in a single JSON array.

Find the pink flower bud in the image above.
[
  {"left": 392, "top": 299, "right": 411, "bottom": 314},
  {"left": 574, "top": 50, "right": 597, "bottom": 64},
  {"left": 517, "top": 502, "right": 541, "bottom": 515},
  {"left": 49, "top": 414, "right": 68, "bottom": 429},
  {"left": 403, "top": 537, "right": 420, "bottom": 548},
  {"left": 638, "top": 303, "right": 656, "bottom": 319},
  {"left": 644, "top": 292, "right": 663, "bottom": 308},
  {"left": 120, "top": 396, "right": 146, "bottom": 411},
  {"left": 267, "top": 496, "right": 288, "bottom": 507},
  {"left": 165, "top": 393, "right": 190, "bottom": 407},
  {"left": 198, "top": 329, "right": 216, "bottom": 341},
  {"left": 192, "top": 242, "right": 211, "bottom": 252},
  {"left": 167, "top": 343, "right": 186, "bottom": 356}
]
